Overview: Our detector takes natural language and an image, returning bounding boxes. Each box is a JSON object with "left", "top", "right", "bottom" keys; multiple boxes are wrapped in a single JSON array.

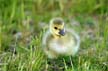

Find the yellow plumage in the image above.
[{"left": 42, "top": 18, "right": 80, "bottom": 59}]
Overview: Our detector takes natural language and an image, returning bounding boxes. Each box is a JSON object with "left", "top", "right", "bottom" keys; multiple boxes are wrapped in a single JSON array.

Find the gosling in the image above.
[{"left": 42, "top": 18, "right": 80, "bottom": 59}]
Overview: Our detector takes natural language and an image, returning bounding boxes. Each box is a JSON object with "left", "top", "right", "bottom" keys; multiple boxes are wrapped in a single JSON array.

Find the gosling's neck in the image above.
[{"left": 52, "top": 34, "right": 63, "bottom": 39}]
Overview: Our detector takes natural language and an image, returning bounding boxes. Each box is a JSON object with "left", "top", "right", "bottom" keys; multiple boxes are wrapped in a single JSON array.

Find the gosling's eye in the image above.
[{"left": 54, "top": 27, "right": 57, "bottom": 29}]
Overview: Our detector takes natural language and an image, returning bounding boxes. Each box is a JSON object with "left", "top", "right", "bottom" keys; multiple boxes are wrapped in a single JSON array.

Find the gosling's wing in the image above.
[
  {"left": 66, "top": 28, "right": 80, "bottom": 48},
  {"left": 42, "top": 30, "right": 53, "bottom": 48},
  {"left": 42, "top": 31, "right": 50, "bottom": 47}
]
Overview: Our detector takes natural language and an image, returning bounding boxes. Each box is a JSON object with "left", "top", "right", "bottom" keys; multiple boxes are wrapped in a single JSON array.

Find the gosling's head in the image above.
[{"left": 49, "top": 18, "right": 65, "bottom": 36}]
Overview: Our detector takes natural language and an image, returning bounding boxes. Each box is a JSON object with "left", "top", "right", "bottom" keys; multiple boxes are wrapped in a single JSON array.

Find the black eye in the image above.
[{"left": 54, "top": 27, "right": 57, "bottom": 29}]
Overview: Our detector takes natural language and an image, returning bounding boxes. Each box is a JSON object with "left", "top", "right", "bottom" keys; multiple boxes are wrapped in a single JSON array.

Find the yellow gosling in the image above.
[{"left": 42, "top": 18, "right": 80, "bottom": 59}]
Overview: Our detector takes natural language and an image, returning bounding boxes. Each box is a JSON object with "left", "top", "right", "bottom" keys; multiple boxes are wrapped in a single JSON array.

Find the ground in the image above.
[{"left": 0, "top": 0, "right": 108, "bottom": 71}]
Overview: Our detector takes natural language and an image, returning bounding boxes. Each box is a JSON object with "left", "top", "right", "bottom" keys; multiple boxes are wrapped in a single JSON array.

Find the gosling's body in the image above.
[{"left": 42, "top": 18, "right": 80, "bottom": 59}]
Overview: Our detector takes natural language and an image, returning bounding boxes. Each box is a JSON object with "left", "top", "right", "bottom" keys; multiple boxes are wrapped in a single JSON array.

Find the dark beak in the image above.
[{"left": 59, "top": 29, "right": 65, "bottom": 36}]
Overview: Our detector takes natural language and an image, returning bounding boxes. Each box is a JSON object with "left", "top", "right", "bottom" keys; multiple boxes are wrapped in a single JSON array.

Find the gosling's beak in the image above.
[{"left": 59, "top": 29, "right": 65, "bottom": 36}]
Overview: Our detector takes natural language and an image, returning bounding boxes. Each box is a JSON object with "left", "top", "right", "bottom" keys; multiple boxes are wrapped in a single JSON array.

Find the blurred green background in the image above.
[{"left": 0, "top": 0, "right": 108, "bottom": 71}]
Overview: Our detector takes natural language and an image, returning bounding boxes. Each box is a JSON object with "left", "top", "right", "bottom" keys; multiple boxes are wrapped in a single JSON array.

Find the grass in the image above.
[{"left": 0, "top": 0, "right": 108, "bottom": 71}]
